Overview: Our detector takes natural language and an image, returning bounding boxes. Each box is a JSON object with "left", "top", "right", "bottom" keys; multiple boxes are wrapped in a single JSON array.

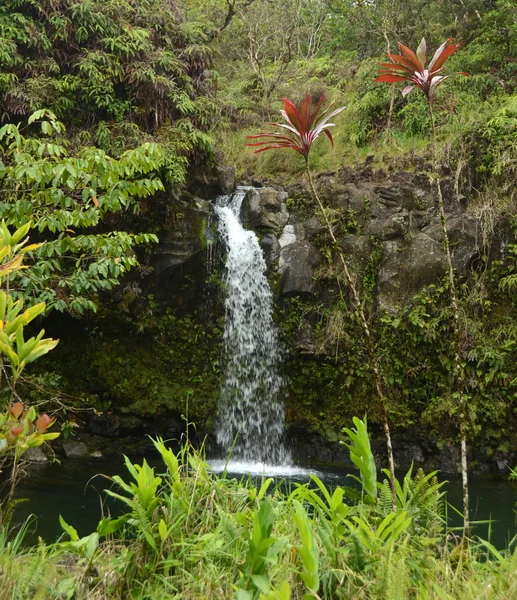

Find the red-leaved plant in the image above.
[
  {"left": 246, "top": 94, "right": 344, "bottom": 162},
  {"left": 377, "top": 38, "right": 471, "bottom": 532},
  {"left": 376, "top": 38, "right": 469, "bottom": 101},
  {"left": 1, "top": 400, "right": 58, "bottom": 455},
  {"left": 246, "top": 95, "right": 399, "bottom": 511}
]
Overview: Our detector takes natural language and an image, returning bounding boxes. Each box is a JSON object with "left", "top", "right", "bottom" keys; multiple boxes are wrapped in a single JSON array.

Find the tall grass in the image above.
[{"left": 1, "top": 426, "right": 517, "bottom": 599}]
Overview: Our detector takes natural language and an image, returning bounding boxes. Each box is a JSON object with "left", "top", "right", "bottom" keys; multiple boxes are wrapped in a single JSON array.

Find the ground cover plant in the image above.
[{"left": 1, "top": 421, "right": 517, "bottom": 599}]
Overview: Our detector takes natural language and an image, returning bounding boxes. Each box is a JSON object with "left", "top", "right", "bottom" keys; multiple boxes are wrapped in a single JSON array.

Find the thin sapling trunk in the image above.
[
  {"left": 428, "top": 100, "right": 469, "bottom": 534},
  {"left": 305, "top": 162, "right": 398, "bottom": 513}
]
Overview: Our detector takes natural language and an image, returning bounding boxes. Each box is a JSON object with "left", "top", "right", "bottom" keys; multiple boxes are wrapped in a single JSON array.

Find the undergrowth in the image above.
[{"left": 1, "top": 424, "right": 517, "bottom": 599}]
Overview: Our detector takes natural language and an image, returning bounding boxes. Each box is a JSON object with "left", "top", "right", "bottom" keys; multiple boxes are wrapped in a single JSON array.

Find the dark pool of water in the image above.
[{"left": 6, "top": 456, "right": 517, "bottom": 548}]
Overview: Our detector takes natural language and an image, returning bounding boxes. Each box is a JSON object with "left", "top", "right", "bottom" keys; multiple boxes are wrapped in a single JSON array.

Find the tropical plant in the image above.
[
  {"left": 246, "top": 95, "right": 344, "bottom": 159},
  {"left": 0, "top": 221, "right": 59, "bottom": 399},
  {"left": 0, "top": 0, "right": 217, "bottom": 315},
  {"left": 0, "top": 399, "right": 59, "bottom": 527},
  {"left": 0, "top": 0, "right": 215, "bottom": 151},
  {"left": 376, "top": 38, "right": 468, "bottom": 101},
  {"left": 0, "top": 401, "right": 58, "bottom": 459},
  {"left": 375, "top": 38, "right": 469, "bottom": 139},
  {"left": 0, "top": 221, "right": 59, "bottom": 526},
  {"left": 342, "top": 416, "right": 378, "bottom": 505},
  {"left": 0, "top": 110, "right": 164, "bottom": 313},
  {"left": 238, "top": 497, "right": 286, "bottom": 600},
  {"left": 5, "top": 428, "right": 517, "bottom": 599},
  {"left": 376, "top": 38, "right": 471, "bottom": 532},
  {"left": 246, "top": 95, "right": 398, "bottom": 511},
  {"left": 291, "top": 499, "right": 320, "bottom": 599}
]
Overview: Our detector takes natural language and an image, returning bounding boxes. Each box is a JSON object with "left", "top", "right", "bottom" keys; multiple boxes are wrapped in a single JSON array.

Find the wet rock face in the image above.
[
  {"left": 242, "top": 187, "right": 289, "bottom": 233},
  {"left": 215, "top": 165, "right": 236, "bottom": 195},
  {"left": 154, "top": 200, "right": 210, "bottom": 310},
  {"left": 160, "top": 165, "right": 494, "bottom": 316},
  {"left": 279, "top": 239, "right": 322, "bottom": 295},
  {"left": 301, "top": 168, "right": 493, "bottom": 312},
  {"left": 155, "top": 164, "right": 495, "bottom": 316}
]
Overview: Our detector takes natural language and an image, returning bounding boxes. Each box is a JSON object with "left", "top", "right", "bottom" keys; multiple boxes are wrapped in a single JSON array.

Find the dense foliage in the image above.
[
  {"left": 0, "top": 0, "right": 217, "bottom": 313},
  {"left": 2, "top": 430, "right": 517, "bottom": 599},
  {"left": 3, "top": 2, "right": 517, "bottom": 597}
]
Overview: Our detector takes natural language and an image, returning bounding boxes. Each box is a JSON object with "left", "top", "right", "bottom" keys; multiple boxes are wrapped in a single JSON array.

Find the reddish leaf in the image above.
[
  {"left": 386, "top": 54, "right": 421, "bottom": 71},
  {"left": 430, "top": 42, "right": 462, "bottom": 72},
  {"left": 379, "top": 63, "right": 411, "bottom": 72},
  {"left": 36, "top": 413, "right": 55, "bottom": 432},
  {"left": 398, "top": 42, "right": 424, "bottom": 70},
  {"left": 282, "top": 98, "right": 303, "bottom": 131},
  {"left": 323, "top": 128, "right": 334, "bottom": 146},
  {"left": 428, "top": 39, "right": 451, "bottom": 71},
  {"left": 9, "top": 424, "right": 24, "bottom": 437},
  {"left": 377, "top": 38, "right": 469, "bottom": 102},
  {"left": 300, "top": 94, "right": 311, "bottom": 132},
  {"left": 10, "top": 401, "right": 24, "bottom": 419},
  {"left": 246, "top": 94, "right": 344, "bottom": 162},
  {"left": 375, "top": 75, "right": 410, "bottom": 83}
]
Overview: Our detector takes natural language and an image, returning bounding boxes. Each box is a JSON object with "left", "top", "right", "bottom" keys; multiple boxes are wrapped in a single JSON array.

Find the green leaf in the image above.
[
  {"left": 59, "top": 515, "right": 79, "bottom": 541},
  {"left": 251, "top": 574, "right": 270, "bottom": 594},
  {"left": 158, "top": 519, "right": 168, "bottom": 543}
]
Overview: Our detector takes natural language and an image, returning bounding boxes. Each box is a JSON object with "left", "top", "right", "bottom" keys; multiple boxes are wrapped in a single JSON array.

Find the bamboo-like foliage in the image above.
[{"left": 342, "top": 416, "right": 378, "bottom": 505}]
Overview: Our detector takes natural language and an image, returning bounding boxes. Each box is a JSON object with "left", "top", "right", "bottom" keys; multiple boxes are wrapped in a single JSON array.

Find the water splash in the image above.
[{"left": 214, "top": 190, "right": 291, "bottom": 465}]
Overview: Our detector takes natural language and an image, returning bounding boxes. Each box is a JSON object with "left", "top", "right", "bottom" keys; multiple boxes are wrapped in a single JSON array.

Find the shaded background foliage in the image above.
[{"left": 0, "top": 0, "right": 517, "bottom": 463}]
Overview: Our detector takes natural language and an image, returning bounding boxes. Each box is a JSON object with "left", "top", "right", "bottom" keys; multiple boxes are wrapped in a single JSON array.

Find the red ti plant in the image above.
[
  {"left": 246, "top": 94, "right": 344, "bottom": 161},
  {"left": 377, "top": 39, "right": 471, "bottom": 533},
  {"left": 247, "top": 95, "right": 399, "bottom": 512},
  {"left": 376, "top": 38, "right": 469, "bottom": 100},
  {"left": 376, "top": 38, "right": 469, "bottom": 137}
]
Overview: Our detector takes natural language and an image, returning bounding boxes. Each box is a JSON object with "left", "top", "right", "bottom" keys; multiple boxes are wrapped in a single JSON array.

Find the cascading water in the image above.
[{"left": 213, "top": 189, "right": 291, "bottom": 466}]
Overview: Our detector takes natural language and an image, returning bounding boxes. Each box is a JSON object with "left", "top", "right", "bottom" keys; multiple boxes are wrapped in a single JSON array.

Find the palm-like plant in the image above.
[
  {"left": 376, "top": 38, "right": 468, "bottom": 100},
  {"left": 377, "top": 39, "right": 471, "bottom": 533},
  {"left": 247, "top": 95, "right": 398, "bottom": 512},
  {"left": 376, "top": 38, "right": 469, "bottom": 136},
  {"left": 246, "top": 95, "right": 344, "bottom": 160}
]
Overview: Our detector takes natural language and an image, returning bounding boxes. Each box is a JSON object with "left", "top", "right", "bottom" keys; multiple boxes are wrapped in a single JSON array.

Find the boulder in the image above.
[
  {"left": 260, "top": 233, "right": 280, "bottom": 268},
  {"left": 243, "top": 187, "right": 289, "bottom": 233},
  {"left": 154, "top": 200, "right": 211, "bottom": 308},
  {"left": 377, "top": 234, "right": 447, "bottom": 311},
  {"left": 215, "top": 165, "right": 236, "bottom": 195},
  {"left": 23, "top": 447, "right": 48, "bottom": 463},
  {"left": 279, "top": 240, "right": 322, "bottom": 295},
  {"left": 88, "top": 412, "right": 120, "bottom": 437},
  {"left": 423, "top": 213, "right": 480, "bottom": 273},
  {"left": 62, "top": 441, "right": 89, "bottom": 459}
]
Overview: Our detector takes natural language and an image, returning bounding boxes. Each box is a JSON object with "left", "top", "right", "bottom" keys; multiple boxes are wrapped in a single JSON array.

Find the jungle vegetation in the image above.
[{"left": 1, "top": 0, "right": 517, "bottom": 597}]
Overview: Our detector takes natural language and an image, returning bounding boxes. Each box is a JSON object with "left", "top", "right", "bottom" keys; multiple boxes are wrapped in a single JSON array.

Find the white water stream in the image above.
[{"left": 213, "top": 190, "right": 292, "bottom": 468}]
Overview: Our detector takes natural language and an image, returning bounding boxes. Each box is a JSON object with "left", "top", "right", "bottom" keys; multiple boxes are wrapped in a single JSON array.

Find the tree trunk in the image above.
[
  {"left": 428, "top": 101, "right": 469, "bottom": 534},
  {"left": 305, "top": 163, "right": 397, "bottom": 513}
]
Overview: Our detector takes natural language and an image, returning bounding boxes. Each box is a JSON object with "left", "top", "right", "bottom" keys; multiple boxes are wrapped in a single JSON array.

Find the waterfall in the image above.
[{"left": 214, "top": 190, "right": 291, "bottom": 466}]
